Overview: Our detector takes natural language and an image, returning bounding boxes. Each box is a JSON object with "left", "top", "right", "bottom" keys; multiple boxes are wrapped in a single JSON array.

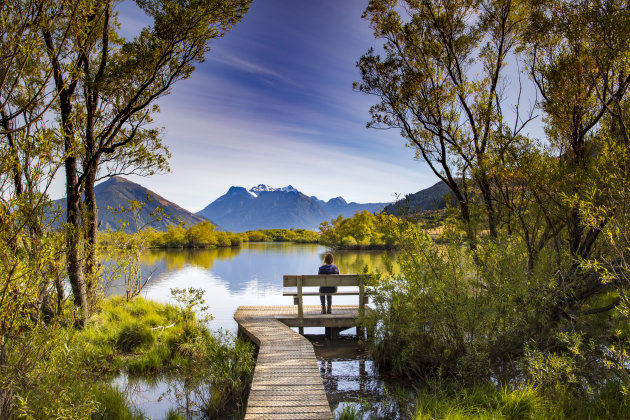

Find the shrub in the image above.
[
  {"left": 320, "top": 211, "right": 404, "bottom": 249},
  {"left": 341, "top": 235, "right": 357, "bottom": 247},
  {"left": 202, "top": 334, "right": 255, "bottom": 417},
  {"left": 7, "top": 324, "right": 100, "bottom": 419},
  {"left": 363, "top": 229, "right": 556, "bottom": 381},
  {"left": 116, "top": 323, "right": 155, "bottom": 353},
  {"left": 411, "top": 383, "right": 548, "bottom": 420},
  {"left": 127, "top": 342, "right": 171, "bottom": 374},
  {"left": 164, "top": 409, "right": 186, "bottom": 420}
]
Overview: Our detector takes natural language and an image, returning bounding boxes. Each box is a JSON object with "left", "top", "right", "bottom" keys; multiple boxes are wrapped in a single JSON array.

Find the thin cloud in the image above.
[{"left": 211, "top": 53, "right": 298, "bottom": 86}]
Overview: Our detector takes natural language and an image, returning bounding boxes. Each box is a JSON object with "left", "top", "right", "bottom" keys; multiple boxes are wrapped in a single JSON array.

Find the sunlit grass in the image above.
[{"left": 73, "top": 296, "right": 256, "bottom": 416}]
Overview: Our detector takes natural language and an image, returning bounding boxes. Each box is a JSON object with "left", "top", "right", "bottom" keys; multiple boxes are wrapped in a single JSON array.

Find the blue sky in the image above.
[{"left": 53, "top": 0, "right": 438, "bottom": 211}]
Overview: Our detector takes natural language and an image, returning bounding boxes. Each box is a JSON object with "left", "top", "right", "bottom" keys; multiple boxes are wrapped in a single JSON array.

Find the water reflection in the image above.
[
  {"left": 312, "top": 336, "right": 410, "bottom": 419},
  {"left": 105, "top": 243, "right": 402, "bottom": 419},
  {"left": 113, "top": 373, "right": 210, "bottom": 420},
  {"left": 106, "top": 243, "right": 397, "bottom": 333}
]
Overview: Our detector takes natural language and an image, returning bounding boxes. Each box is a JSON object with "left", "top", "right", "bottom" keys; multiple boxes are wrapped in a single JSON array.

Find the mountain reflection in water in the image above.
[
  {"left": 105, "top": 243, "right": 405, "bottom": 418},
  {"left": 106, "top": 243, "right": 397, "bottom": 334}
]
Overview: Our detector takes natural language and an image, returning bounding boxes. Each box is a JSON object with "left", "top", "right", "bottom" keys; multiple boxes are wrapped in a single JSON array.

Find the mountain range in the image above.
[
  {"left": 51, "top": 177, "right": 454, "bottom": 233},
  {"left": 197, "top": 184, "right": 388, "bottom": 232}
]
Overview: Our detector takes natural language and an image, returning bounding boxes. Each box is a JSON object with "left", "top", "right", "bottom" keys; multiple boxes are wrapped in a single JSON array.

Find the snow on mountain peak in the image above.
[
  {"left": 248, "top": 184, "right": 273, "bottom": 195},
  {"left": 279, "top": 185, "right": 298, "bottom": 193},
  {"left": 248, "top": 184, "right": 299, "bottom": 195}
]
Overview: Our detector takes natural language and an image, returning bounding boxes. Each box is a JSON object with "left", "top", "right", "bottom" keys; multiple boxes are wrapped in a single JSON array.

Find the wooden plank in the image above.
[
  {"left": 235, "top": 305, "right": 335, "bottom": 420},
  {"left": 255, "top": 365, "right": 320, "bottom": 371},
  {"left": 283, "top": 291, "right": 366, "bottom": 296},
  {"left": 249, "top": 385, "right": 326, "bottom": 392},
  {"left": 247, "top": 406, "right": 332, "bottom": 414},
  {"left": 283, "top": 274, "right": 359, "bottom": 287},
  {"left": 248, "top": 399, "right": 330, "bottom": 407},
  {"left": 251, "top": 379, "right": 324, "bottom": 386},
  {"left": 248, "top": 391, "right": 329, "bottom": 398},
  {"left": 245, "top": 414, "right": 332, "bottom": 420}
]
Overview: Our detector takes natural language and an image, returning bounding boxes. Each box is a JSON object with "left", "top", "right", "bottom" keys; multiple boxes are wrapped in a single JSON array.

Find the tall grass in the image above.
[
  {"left": 73, "top": 296, "right": 255, "bottom": 418},
  {"left": 334, "top": 403, "right": 363, "bottom": 420},
  {"left": 413, "top": 385, "right": 548, "bottom": 420},
  {"left": 409, "top": 381, "right": 629, "bottom": 420},
  {"left": 91, "top": 384, "right": 144, "bottom": 420}
]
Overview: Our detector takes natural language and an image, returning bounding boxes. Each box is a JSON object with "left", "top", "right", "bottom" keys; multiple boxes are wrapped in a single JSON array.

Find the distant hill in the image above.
[
  {"left": 384, "top": 180, "right": 455, "bottom": 216},
  {"left": 323, "top": 197, "right": 386, "bottom": 220},
  {"left": 197, "top": 184, "right": 390, "bottom": 232},
  {"left": 53, "top": 176, "right": 214, "bottom": 232}
]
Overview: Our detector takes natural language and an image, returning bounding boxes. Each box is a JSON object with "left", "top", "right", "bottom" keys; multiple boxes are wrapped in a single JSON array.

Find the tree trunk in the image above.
[
  {"left": 0, "top": 111, "right": 23, "bottom": 197},
  {"left": 446, "top": 175, "right": 477, "bottom": 251},
  {"left": 65, "top": 152, "right": 89, "bottom": 323},
  {"left": 61, "top": 87, "right": 89, "bottom": 321},
  {"left": 478, "top": 176, "right": 498, "bottom": 239},
  {"left": 83, "top": 163, "right": 99, "bottom": 305}
]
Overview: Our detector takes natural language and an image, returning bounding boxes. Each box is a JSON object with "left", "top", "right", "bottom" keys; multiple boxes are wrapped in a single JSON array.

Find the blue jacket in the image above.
[
  {"left": 318, "top": 264, "right": 339, "bottom": 293},
  {"left": 318, "top": 264, "right": 339, "bottom": 275}
]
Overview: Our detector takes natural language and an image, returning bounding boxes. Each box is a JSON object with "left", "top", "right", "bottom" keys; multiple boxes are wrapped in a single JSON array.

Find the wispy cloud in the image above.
[
  {"left": 211, "top": 53, "right": 298, "bottom": 86},
  {"left": 80, "top": 0, "right": 440, "bottom": 211},
  {"left": 140, "top": 104, "right": 435, "bottom": 211}
]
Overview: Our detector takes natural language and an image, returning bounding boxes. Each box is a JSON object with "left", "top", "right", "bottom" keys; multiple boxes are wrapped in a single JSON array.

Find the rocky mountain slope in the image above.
[
  {"left": 53, "top": 176, "right": 213, "bottom": 232},
  {"left": 197, "top": 184, "right": 389, "bottom": 232},
  {"left": 383, "top": 180, "right": 454, "bottom": 216}
]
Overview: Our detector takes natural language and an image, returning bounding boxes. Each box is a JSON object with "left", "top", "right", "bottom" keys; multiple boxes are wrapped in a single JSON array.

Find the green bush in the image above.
[
  {"left": 7, "top": 323, "right": 100, "bottom": 419},
  {"left": 116, "top": 323, "right": 155, "bottom": 353},
  {"left": 202, "top": 333, "right": 256, "bottom": 417},
  {"left": 363, "top": 229, "right": 558, "bottom": 381},
  {"left": 164, "top": 409, "right": 186, "bottom": 420},
  {"left": 127, "top": 342, "right": 171, "bottom": 374},
  {"left": 341, "top": 235, "right": 357, "bottom": 247},
  {"left": 412, "top": 384, "right": 549, "bottom": 420},
  {"left": 4, "top": 295, "right": 256, "bottom": 418}
]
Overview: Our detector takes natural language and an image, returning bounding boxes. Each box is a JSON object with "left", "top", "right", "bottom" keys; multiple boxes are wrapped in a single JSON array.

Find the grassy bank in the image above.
[
  {"left": 7, "top": 295, "right": 255, "bottom": 419},
  {"left": 335, "top": 380, "right": 628, "bottom": 420}
]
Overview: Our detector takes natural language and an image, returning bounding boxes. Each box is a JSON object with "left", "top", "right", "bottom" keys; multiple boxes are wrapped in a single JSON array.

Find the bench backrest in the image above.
[{"left": 283, "top": 274, "right": 359, "bottom": 287}]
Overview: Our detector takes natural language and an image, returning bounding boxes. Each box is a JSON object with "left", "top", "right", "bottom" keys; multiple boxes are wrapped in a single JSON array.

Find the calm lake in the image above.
[{"left": 108, "top": 243, "right": 408, "bottom": 419}]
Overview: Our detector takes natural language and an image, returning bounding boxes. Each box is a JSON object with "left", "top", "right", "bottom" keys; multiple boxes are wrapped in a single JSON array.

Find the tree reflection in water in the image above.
[{"left": 107, "top": 243, "right": 406, "bottom": 418}]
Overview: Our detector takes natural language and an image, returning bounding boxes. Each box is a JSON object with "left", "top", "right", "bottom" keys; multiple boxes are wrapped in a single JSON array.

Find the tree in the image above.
[
  {"left": 0, "top": 0, "right": 79, "bottom": 136},
  {"left": 357, "top": 0, "right": 534, "bottom": 247},
  {"left": 43, "top": 0, "right": 251, "bottom": 320},
  {"left": 1, "top": 0, "right": 95, "bottom": 328},
  {"left": 519, "top": 0, "right": 630, "bottom": 313},
  {"left": 359, "top": 0, "right": 630, "bottom": 383}
]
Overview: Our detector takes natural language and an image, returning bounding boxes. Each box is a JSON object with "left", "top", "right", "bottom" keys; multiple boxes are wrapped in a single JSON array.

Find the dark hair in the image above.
[{"left": 324, "top": 253, "right": 334, "bottom": 264}]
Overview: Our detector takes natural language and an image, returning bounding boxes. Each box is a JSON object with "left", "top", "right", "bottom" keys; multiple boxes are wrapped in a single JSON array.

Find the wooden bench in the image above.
[{"left": 282, "top": 274, "right": 369, "bottom": 320}]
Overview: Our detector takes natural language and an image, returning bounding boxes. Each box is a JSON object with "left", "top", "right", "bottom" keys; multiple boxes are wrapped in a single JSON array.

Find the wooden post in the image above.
[
  {"left": 357, "top": 281, "right": 365, "bottom": 338},
  {"left": 359, "top": 282, "right": 365, "bottom": 317},
  {"left": 297, "top": 275, "right": 304, "bottom": 335},
  {"left": 330, "top": 327, "right": 339, "bottom": 341}
]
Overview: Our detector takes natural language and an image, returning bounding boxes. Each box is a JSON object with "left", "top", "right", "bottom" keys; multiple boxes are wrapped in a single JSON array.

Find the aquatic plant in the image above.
[{"left": 91, "top": 384, "right": 144, "bottom": 420}]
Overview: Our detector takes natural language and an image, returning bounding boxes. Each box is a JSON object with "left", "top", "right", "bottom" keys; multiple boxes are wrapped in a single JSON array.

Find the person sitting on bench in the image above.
[{"left": 318, "top": 253, "right": 339, "bottom": 314}]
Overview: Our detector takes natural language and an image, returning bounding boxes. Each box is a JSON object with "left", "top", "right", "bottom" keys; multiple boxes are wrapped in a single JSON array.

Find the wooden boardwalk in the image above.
[{"left": 234, "top": 305, "right": 363, "bottom": 420}]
